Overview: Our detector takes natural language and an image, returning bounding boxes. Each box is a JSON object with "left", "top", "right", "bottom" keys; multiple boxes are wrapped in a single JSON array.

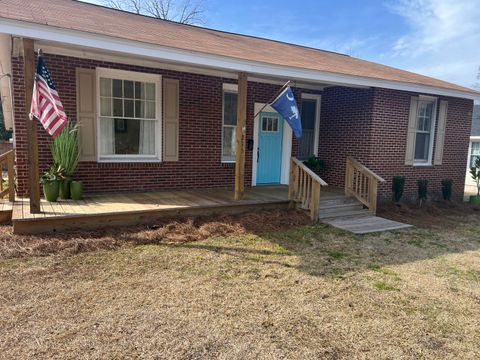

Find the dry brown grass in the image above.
[
  {"left": 0, "top": 205, "right": 480, "bottom": 359},
  {"left": 0, "top": 209, "right": 310, "bottom": 259}
]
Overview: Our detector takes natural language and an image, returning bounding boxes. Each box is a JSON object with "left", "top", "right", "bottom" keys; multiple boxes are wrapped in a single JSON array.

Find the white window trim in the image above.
[
  {"left": 221, "top": 83, "right": 238, "bottom": 163},
  {"left": 413, "top": 96, "right": 437, "bottom": 166},
  {"left": 95, "top": 67, "right": 162, "bottom": 163},
  {"left": 300, "top": 93, "right": 321, "bottom": 157}
]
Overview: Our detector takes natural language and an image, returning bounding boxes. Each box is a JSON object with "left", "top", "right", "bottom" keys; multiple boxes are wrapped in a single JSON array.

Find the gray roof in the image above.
[{"left": 472, "top": 105, "right": 480, "bottom": 136}]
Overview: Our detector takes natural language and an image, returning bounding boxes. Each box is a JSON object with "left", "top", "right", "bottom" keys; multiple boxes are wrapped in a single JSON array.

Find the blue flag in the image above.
[{"left": 271, "top": 86, "right": 302, "bottom": 138}]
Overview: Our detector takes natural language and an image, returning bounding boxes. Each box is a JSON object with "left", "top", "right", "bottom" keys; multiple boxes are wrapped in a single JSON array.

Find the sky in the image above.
[{"left": 82, "top": 0, "right": 480, "bottom": 88}]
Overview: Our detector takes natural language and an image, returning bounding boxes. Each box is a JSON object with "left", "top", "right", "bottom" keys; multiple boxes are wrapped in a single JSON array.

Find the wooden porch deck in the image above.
[
  {"left": 4, "top": 185, "right": 411, "bottom": 235},
  {"left": 10, "top": 186, "right": 291, "bottom": 234}
]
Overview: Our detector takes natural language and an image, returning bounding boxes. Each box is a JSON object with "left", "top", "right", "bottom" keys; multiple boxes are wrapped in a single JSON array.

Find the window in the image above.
[
  {"left": 97, "top": 68, "right": 161, "bottom": 162},
  {"left": 414, "top": 98, "right": 437, "bottom": 164},
  {"left": 471, "top": 142, "right": 480, "bottom": 168},
  {"left": 261, "top": 116, "right": 279, "bottom": 132},
  {"left": 222, "top": 87, "right": 237, "bottom": 162},
  {"left": 298, "top": 98, "right": 317, "bottom": 159}
]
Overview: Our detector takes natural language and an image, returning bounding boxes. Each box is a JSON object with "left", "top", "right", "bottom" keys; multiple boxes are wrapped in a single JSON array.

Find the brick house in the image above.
[{"left": 0, "top": 0, "right": 478, "bottom": 207}]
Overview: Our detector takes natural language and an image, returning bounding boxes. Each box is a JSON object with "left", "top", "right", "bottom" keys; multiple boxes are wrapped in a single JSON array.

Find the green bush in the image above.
[
  {"left": 441, "top": 179, "right": 453, "bottom": 201},
  {"left": 417, "top": 179, "right": 428, "bottom": 206},
  {"left": 391, "top": 176, "right": 405, "bottom": 203},
  {"left": 303, "top": 156, "right": 325, "bottom": 175}
]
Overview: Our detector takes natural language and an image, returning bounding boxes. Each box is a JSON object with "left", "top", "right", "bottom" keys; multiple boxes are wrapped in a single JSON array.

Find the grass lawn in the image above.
[{"left": 1, "top": 205, "right": 480, "bottom": 359}]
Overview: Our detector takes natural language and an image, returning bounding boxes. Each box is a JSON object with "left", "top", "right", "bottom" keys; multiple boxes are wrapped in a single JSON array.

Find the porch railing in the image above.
[
  {"left": 289, "top": 157, "right": 328, "bottom": 220},
  {"left": 0, "top": 150, "right": 15, "bottom": 202},
  {"left": 345, "top": 157, "right": 385, "bottom": 214}
]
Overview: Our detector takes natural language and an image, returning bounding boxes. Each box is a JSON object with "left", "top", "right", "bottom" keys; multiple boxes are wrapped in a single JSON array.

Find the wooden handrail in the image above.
[
  {"left": 345, "top": 157, "right": 385, "bottom": 214},
  {"left": 289, "top": 157, "right": 328, "bottom": 220},
  {"left": 0, "top": 150, "right": 15, "bottom": 202}
]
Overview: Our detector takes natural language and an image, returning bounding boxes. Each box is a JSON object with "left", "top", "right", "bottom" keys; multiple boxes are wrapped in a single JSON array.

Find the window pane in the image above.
[
  {"left": 124, "top": 80, "right": 134, "bottom": 99},
  {"left": 301, "top": 99, "right": 316, "bottom": 130},
  {"left": 222, "top": 126, "right": 236, "bottom": 160},
  {"left": 113, "top": 98, "right": 123, "bottom": 117},
  {"left": 145, "top": 101, "right": 155, "bottom": 119},
  {"left": 124, "top": 99, "right": 134, "bottom": 118},
  {"left": 135, "top": 82, "right": 144, "bottom": 99},
  {"left": 414, "top": 133, "right": 430, "bottom": 161},
  {"left": 100, "top": 117, "right": 115, "bottom": 155},
  {"left": 146, "top": 83, "right": 155, "bottom": 101},
  {"left": 135, "top": 100, "right": 145, "bottom": 118},
  {"left": 100, "top": 97, "right": 112, "bottom": 117},
  {"left": 112, "top": 79, "right": 123, "bottom": 97},
  {"left": 223, "top": 92, "right": 237, "bottom": 126},
  {"left": 100, "top": 78, "right": 111, "bottom": 97}
]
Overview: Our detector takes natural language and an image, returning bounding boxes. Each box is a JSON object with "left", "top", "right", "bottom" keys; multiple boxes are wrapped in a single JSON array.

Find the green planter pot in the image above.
[
  {"left": 70, "top": 181, "right": 83, "bottom": 200},
  {"left": 469, "top": 195, "right": 480, "bottom": 205},
  {"left": 43, "top": 180, "right": 59, "bottom": 202},
  {"left": 59, "top": 178, "right": 72, "bottom": 200}
]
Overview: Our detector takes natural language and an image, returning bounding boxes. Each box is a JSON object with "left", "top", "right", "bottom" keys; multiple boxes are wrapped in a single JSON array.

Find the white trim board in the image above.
[
  {"left": 1, "top": 18, "right": 479, "bottom": 100},
  {"left": 252, "top": 103, "right": 292, "bottom": 186}
]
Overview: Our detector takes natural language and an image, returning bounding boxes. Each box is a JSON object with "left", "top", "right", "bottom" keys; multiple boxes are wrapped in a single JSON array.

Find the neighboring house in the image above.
[
  {"left": 465, "top": 105, "right": 480, "bottom": 195},
  {"left": 0, "top": 0, "right": 478, "bottom": 204}
]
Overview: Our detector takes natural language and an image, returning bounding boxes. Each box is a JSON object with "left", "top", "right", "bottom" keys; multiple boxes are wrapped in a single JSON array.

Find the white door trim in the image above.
[
  {"left": 301, "top": 93, "right": 322, "bottom": 157},
  {"left": 252, "top": 103, "right": 292, "bottom": 186}
]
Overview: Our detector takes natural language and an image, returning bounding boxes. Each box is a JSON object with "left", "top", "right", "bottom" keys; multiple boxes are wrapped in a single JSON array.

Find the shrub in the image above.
[
  {"left": 391, "top": 176, "right": 405, "bottom": 203},
  {"left": 417, "top": 179, "right": 428, "bottom": 206},
  {"left": 303, "top": 156, "right": 325, "bottom": 175},
  {"left": 441, "top": 179, "right": 453, "bottom": 201},
  {"left": 470, "top": 157, "right": 480, "bottom": 196}
]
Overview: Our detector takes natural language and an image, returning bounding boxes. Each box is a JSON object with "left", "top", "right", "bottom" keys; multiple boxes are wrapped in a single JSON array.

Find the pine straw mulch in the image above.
[
  {"left": 0, "top": 209, "right": 310, "bottom": 260},
  {"left": 378, "top": 199, "right": 480, "bottom": 229}
]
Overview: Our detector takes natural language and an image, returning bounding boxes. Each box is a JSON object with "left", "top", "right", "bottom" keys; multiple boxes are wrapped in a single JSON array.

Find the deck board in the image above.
[{"left": 11, "top": 186, "right": 291, "bottom": 234}]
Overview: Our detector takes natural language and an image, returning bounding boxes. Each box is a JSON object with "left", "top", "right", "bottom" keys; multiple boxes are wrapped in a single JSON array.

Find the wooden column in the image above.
[
  {"left": 23, "top": 38, "right": 40, "bottom": 213},
  {"left": 234, "top": 72, "right": 247, "bottom": 200}
]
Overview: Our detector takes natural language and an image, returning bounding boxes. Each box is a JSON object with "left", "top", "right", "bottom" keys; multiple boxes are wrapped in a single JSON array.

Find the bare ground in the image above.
[{"left": 0, "top": 205, "right": 479, "bottom": 359}]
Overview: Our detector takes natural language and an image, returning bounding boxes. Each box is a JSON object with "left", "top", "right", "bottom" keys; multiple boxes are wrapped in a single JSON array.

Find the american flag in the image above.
[{"left": 29, "top": 55, "right": 67, "bottom": 137}]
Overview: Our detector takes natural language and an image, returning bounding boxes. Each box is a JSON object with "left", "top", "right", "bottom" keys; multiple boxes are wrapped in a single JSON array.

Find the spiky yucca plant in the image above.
[{"left": 51, "top": 121, "right": 79, "bottom": 177}]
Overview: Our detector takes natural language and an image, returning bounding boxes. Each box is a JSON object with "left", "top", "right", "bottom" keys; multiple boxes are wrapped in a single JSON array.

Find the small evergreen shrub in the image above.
[
  {"left": 441, "top": 179, "right": 453, "bottom": 201},
  {"left": 417, "top": 179, "right": 428, "bottom": 206},
  {"left": 391, "top": 176, "right": 405, "bottom": 203}
]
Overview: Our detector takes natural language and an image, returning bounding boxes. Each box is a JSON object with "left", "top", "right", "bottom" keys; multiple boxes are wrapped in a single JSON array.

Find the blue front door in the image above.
[{"left": 257, "top": 112, "right": 284, "bottom": 184}]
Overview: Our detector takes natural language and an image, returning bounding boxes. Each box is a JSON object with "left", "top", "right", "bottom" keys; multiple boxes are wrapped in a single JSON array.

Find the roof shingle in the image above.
[{"left": 0, "top": 0, "right": 478, "bottom": 96}]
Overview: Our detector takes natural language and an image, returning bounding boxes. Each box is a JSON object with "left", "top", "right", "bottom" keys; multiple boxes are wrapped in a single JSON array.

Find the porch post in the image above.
[
  {"left": 23, "top": 38, "right": 41, "bottom": 213},
  {"left": 234, "top": 72, "right": 247, "bottom": 200}
]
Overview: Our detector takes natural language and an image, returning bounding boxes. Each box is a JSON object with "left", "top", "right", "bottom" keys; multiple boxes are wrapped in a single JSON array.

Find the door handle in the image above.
[{"left": 257, "top": 147, "right": 260, "bottom": 162}]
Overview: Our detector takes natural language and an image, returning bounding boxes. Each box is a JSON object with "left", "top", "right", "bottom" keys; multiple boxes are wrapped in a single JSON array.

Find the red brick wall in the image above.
[
  {"left": 12, "top": 54, "right": 305, "bottom": 196},
  {"left": 318, "top": 87, "right": 375, "bottom": 186},
  {"left": 318, "top": 86, "right": 473, "bottom": 202},
  {"left": 368, "top": 88, "right": 472, "bottom": 202}
]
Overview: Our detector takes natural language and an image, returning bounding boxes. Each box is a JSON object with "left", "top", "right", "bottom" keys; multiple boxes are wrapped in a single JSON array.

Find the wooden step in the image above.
[
  {"left": 322, "top": 214, "right": 412, "bottom": 234},
  {"left": 319, "top": 207, "right": 371, "bottom": 220},
  {"left": 0, "top": 200, "right": 13, "bottom": 224}
]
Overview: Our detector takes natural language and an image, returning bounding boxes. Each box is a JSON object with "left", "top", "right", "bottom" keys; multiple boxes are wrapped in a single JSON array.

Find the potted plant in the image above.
[
  {"left": 40, "top": 166, "right": 61, "bottom": 202},
  {"left": 51, "top": 121, "right": 79, "bottom": 199},
  {"left": 70, "top": 180, "right": 83, "bottom": 200},
  {"left": 469, "top": 158, "right": 480, "bottom": 205}
]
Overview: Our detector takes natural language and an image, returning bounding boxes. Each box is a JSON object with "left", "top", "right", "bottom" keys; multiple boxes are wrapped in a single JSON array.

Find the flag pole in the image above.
[{"left": 253, "top": 80, "right": 291, "bottom": 119}]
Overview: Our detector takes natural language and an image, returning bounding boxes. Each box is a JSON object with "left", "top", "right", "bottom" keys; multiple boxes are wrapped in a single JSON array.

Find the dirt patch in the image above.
[
  {"left": 0, "top": 209, "right": 310, "bottom": 259},
  {"left": 378, "top": 200, "right": 480, "bottom": 229}
]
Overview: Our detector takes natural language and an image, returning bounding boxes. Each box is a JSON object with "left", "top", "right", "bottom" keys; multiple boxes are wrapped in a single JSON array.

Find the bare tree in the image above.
[{"left": 103, "top": 0, "right": 205, "bottom": 25}]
